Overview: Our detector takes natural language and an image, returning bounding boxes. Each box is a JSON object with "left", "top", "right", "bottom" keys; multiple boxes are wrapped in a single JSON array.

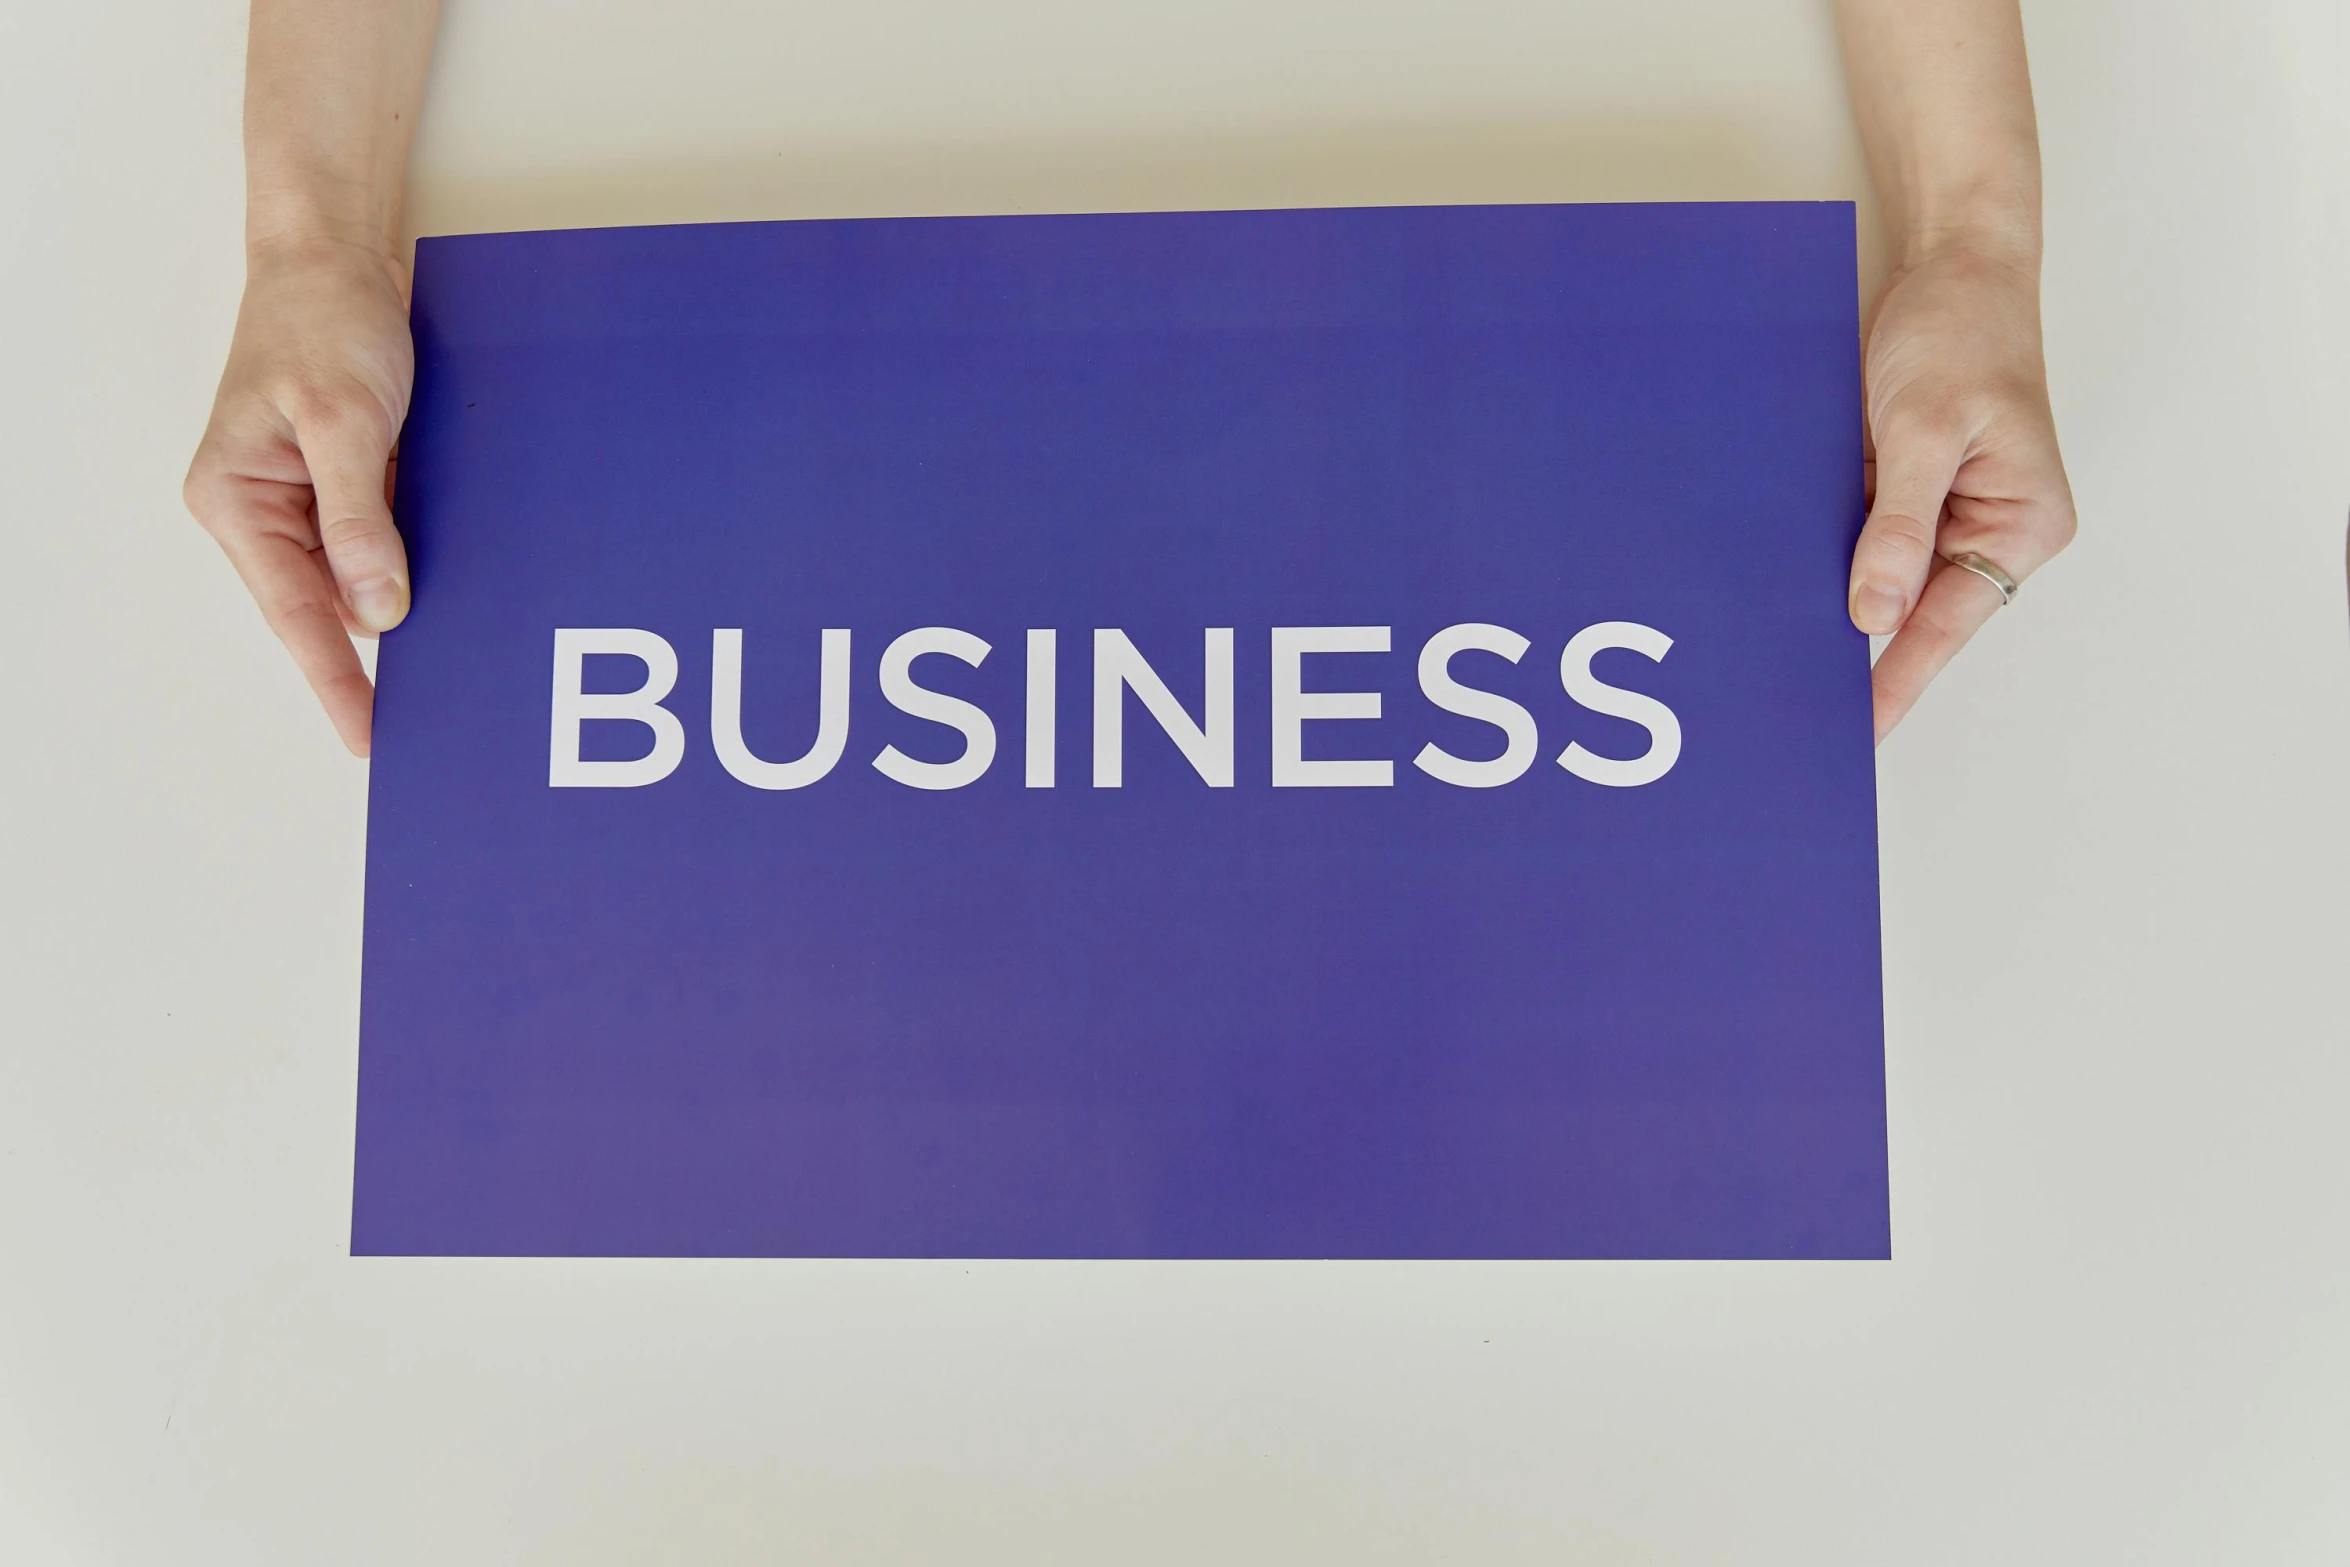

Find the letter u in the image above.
[{"left": 711, "top": 628, "right": 853, "bottom": 789}]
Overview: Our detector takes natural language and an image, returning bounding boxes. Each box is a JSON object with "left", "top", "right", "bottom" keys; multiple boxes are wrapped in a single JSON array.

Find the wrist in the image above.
[
  {"left": 243, "top": 219, "right": 411, "bottom": 314},
  {"left": 245, "top": 185, "right": 403, "bottom": 272},
  {"left": 1892, "top": 185, "right": 2041, "bottom": 277}
]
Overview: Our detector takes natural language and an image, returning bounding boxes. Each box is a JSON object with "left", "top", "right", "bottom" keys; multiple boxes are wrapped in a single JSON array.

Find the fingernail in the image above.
[
  {"left": 350, "top": 577, "right": 408, "bottom": 632},
  {"left": 1851, "top": 581, "right": 1904, "bottom": 634}
]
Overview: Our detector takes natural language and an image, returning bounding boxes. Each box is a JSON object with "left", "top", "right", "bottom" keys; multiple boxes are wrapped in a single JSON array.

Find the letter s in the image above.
[
  {"left": 1412, "top": 623, "right": 1538, "bottom": 787},
  {"left": 872, "top": 628, "right": 997, "bottom": 790},
  {"left": 1557, "top": 622, "right": 1681, "bottom": 787}
]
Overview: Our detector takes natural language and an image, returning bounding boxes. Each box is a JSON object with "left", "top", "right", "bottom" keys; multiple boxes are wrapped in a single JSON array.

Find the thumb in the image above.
[
  {"left": 294, "top": 394, "right": 411, "bottom": 634},
  {"left": 1849, "top": 410, "right": 1964, "bottom": 636}
]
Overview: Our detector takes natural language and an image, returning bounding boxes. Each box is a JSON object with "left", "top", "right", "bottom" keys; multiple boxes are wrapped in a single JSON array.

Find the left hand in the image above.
[{"left": 1849, "top": 242, "right": 2077, "bottom": 741}]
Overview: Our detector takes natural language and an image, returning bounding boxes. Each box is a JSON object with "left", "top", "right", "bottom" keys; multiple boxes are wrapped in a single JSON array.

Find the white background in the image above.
[{"left": 3, "top": 2, "right": 2347, "bottom": 1560}]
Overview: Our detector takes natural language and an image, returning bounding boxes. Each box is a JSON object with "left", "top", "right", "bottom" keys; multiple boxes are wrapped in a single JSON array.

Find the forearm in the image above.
[
  {"left": 1833, "top": 0, "right": 2042, "bottom": 273},
  {"left": 244, "top": 0, "right": 441, "bottom": 264}
]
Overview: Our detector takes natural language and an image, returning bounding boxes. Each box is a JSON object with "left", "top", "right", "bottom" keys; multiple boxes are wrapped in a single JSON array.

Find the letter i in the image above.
[{"left": 1026, "top": 629, "right": 1056, "bottom": 787}]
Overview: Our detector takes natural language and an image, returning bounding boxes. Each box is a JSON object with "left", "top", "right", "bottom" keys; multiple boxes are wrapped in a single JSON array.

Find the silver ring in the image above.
[{"left": 1943, "top": 551, "right": 2019, "bottom": 606}]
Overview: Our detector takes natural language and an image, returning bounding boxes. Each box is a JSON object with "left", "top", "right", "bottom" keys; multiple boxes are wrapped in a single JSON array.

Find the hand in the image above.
[
  {"left": 1848, "top": 241, "right": 2077, "bottom": 741},
  {"left": 184, "top": 237, "right": 416, "bottom": 756}
]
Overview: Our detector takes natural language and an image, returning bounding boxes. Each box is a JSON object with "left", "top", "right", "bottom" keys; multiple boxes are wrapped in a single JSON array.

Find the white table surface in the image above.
[{"left": 2, "top": 2, "right": 2345, "bottom": 1560}]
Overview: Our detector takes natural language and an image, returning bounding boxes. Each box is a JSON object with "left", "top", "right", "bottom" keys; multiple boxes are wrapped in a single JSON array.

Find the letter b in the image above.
[{"left": 549, "top": 628, "right": 687, "bottom": 788}]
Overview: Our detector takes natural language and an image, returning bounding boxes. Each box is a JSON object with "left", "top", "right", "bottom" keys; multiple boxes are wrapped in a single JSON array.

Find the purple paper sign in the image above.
[{"left": 356, "top": 203, "right": 1886, "bottom": 1258}]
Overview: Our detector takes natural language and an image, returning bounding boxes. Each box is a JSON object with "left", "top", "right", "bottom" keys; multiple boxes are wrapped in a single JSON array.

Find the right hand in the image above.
[{"left": 184, "top": 237, "right": 416, "bottom": 756}]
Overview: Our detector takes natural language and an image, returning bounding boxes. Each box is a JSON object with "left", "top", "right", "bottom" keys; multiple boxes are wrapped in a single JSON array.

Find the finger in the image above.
[
  {"left": 217, "top": 525, "right": 377, "bottom": 756},
  {"left": 293, "top": 399, "right": 410, "bottom": 634},
  {"left": 1849, "top": 409, "right": 1965, "bottom": 635},
  {"left": 1870, "top": 558, "right": 2005, "bottom": 742}
]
